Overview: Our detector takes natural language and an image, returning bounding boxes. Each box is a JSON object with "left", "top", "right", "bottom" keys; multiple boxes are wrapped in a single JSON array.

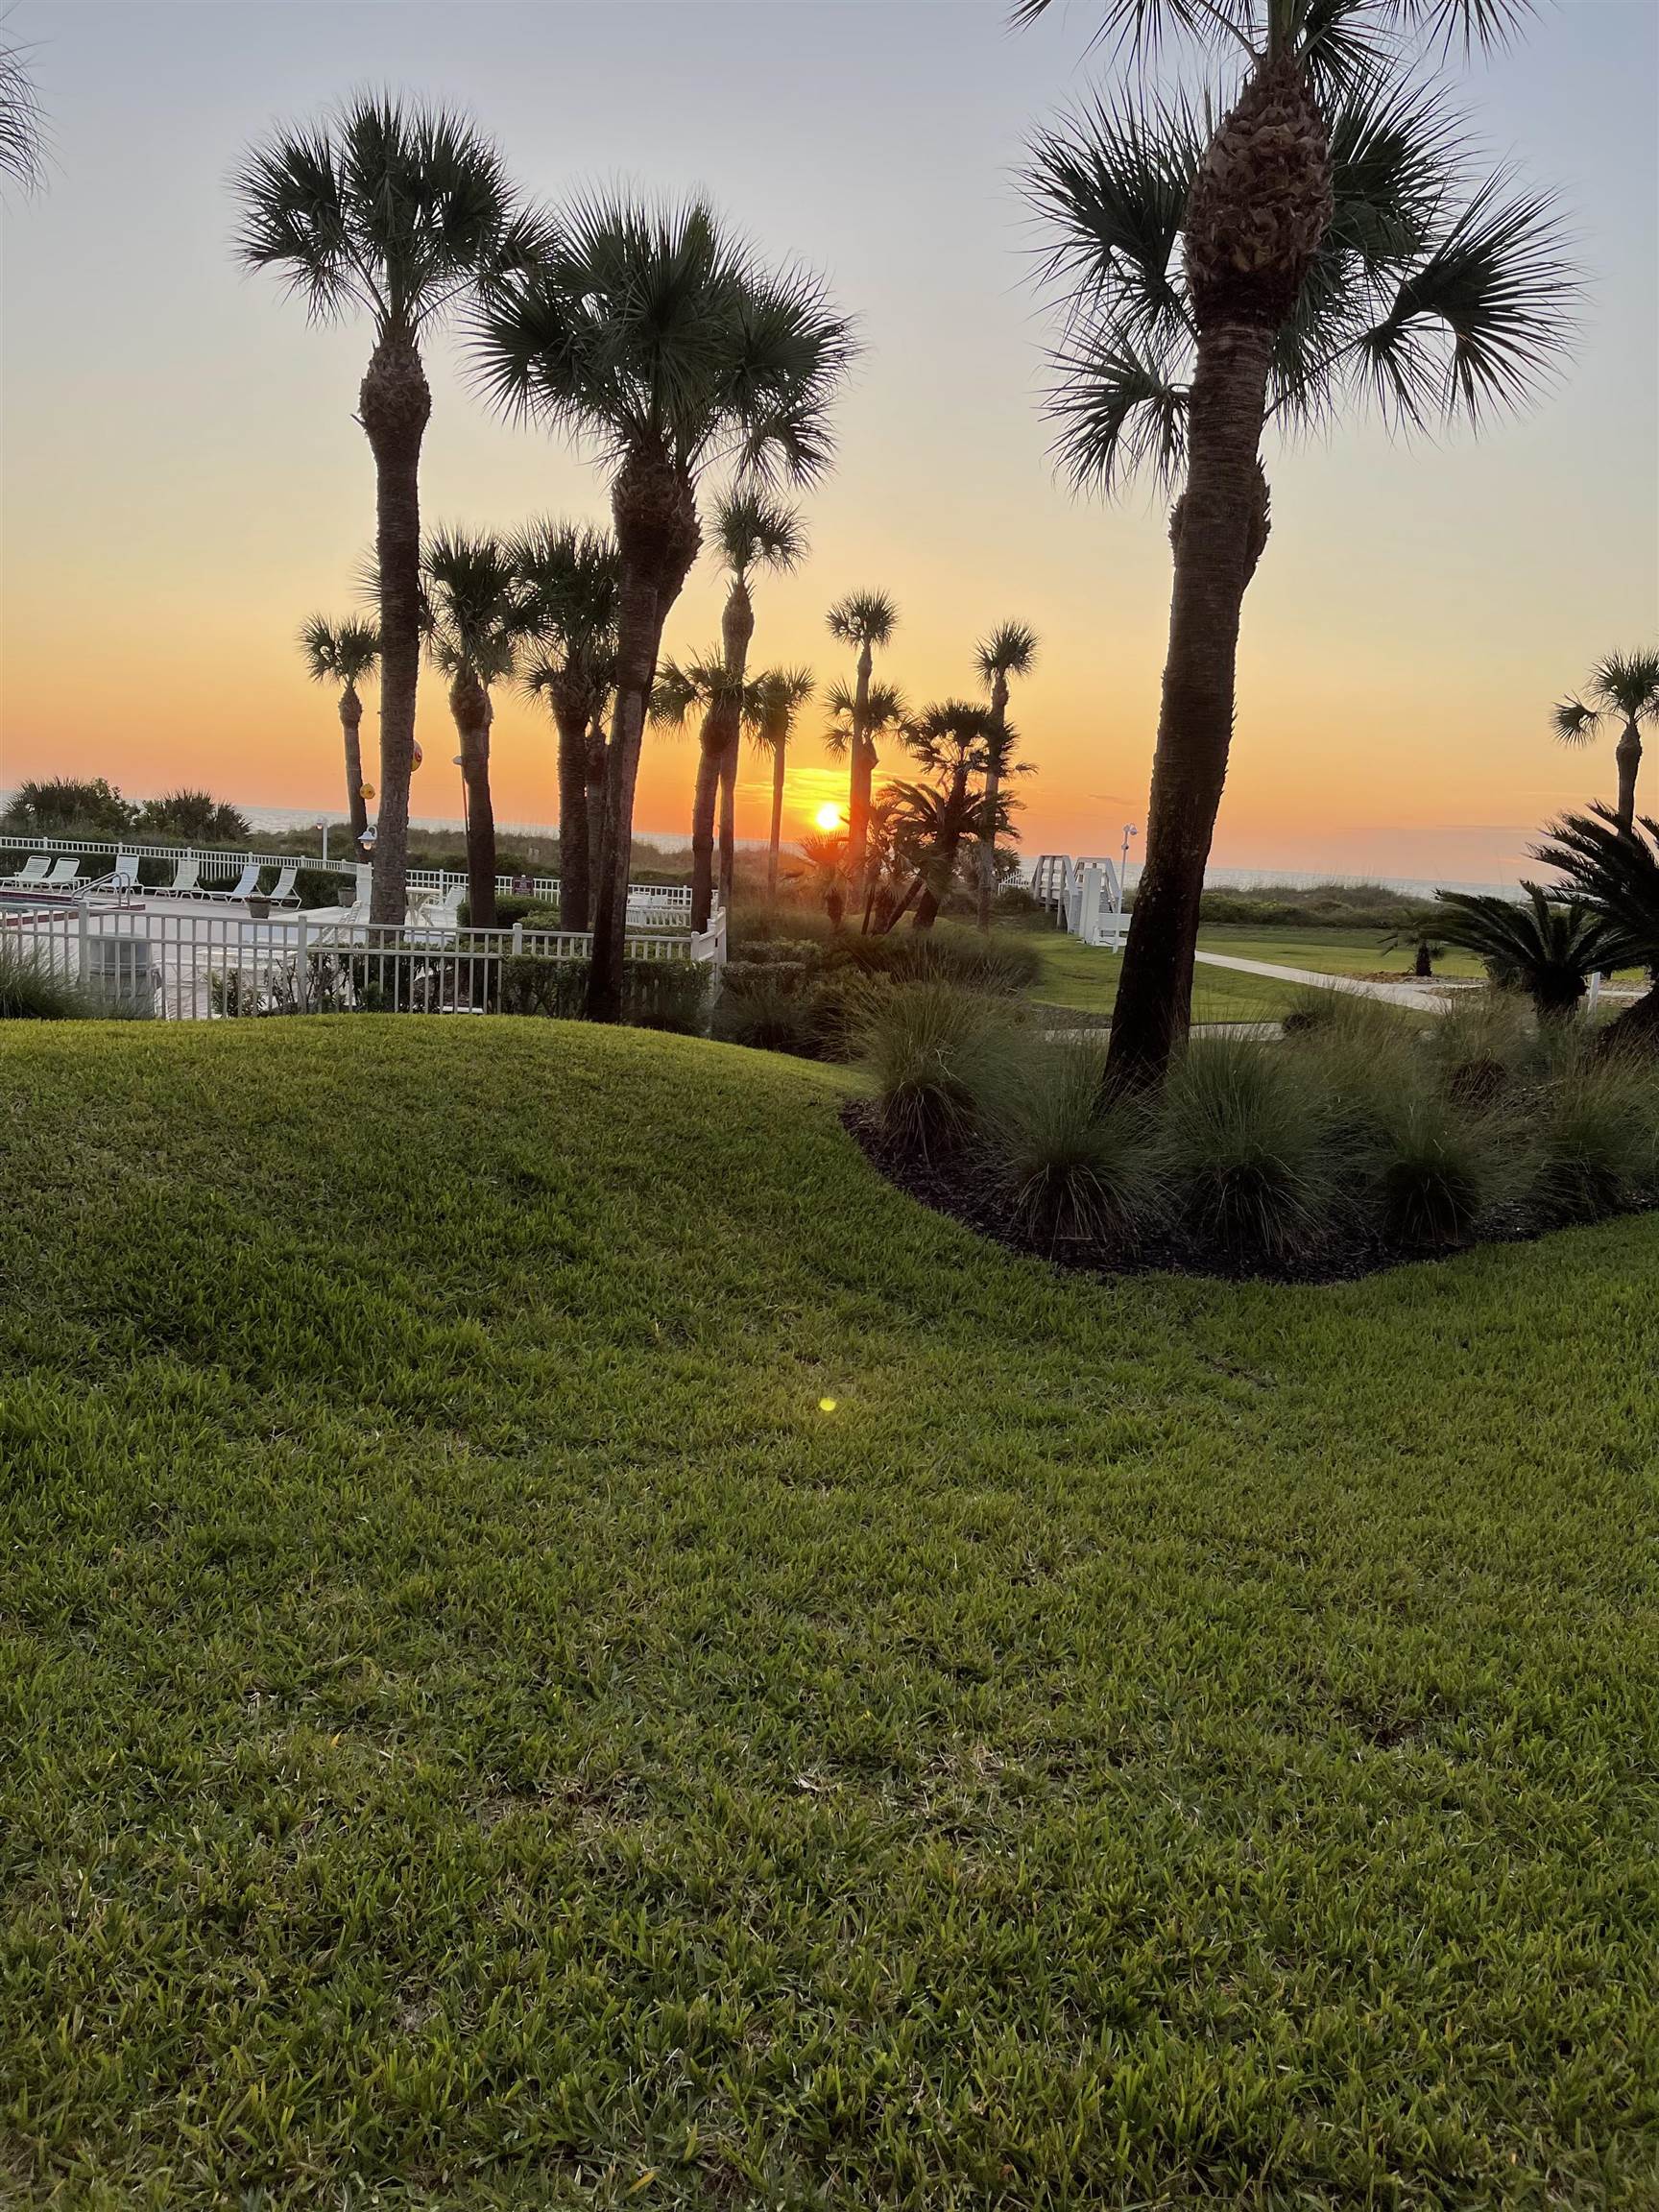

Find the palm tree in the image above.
[
  {"left": 748, "top": 667, "right": 816, "bottom": 899},
  {"left": 900, "top": 701, "right": 997, "bottom": 930},
  {"left": 0, "top": 29, "right": 44, "bottom": 192},
  {"left": 1552, "top": 650, "right": 1659, "bottom": 833},
  {"left": 649, "top": 649, "right": 752, "bottom": 902},
  {"left": 1534, "top": 806, "right": 1659, "bottom": 1054},
  {"left": 825, "top": 676, "right": 907, "bottom": 926},
  {"left": 473, "top": 194, "right": 853, "bottom": 1021},
  {"left": 826, "top": 591, "right": 898, "bottom": 909},
  {"left": 235, "top": 96, "right": 536, "bottom": 926},
  {"left": 789, "top": 828, "right": 851, "bottom": 930},
  {"left": 705, "top": 492, "right": 807, "bottom": 926},
  {"left": 1434, "top": 885, "right": 1613, "bottom": 1023},
  {"left": 1021, "top": 1, "right": 1576, "bottom": 1088},
  {"left": 420, "top": 528, "right": 523, "bottom": 929},
  {"left": 974, "top": 622, "right": 1039, "bottom": 930},
  {"left": 512, "top": 521, "right": 621, "bottom": 929},
  {"left": 301, "top": 615, "right": 380, "bottom": 847}
]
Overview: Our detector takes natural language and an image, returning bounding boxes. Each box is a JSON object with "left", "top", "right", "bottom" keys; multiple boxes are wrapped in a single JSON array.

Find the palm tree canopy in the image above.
[
  {"left": 509, "top": 520, "right": 621, "bottom": 677},
  {"left": 1013, "top": 0, "right": 1537, "bottom": 82},
  {"left": 907, "top": 699, "right": 998, "bottom": 777},
  {"left": 234, "top": 94, "right": 537, "bottom": 337},
  {"left": 1533, "top": 805, "right": 1659, "bottom": 970},
  {"left": 0, "top": 29, "right": 45, "bottom": 192},
  {"left": 713, "top": 489, "right": 807, "bottom": 580},
  {"left": 649, "top": 653, "right": 748, "bottom": 728},
  {"left": 420, "top": 527, "right": 522, "bottom": 686},
  {"left": 300, "top": 613, "right": 380, "bottom": 687},
  {"left": 976, "top": 620, "right": 1040, "bottom": 684},
  {"left": 826, "top": 590, "right": 898, "bottom": 650},
  {"left": 1552, "top": 648, "right": 1659, "bottom": 744},
  {"left": 1435, "top": 883, "right": 1613, "bottom": 999},
  {"left": 471, "top": 194, "right": 854, "bottom": 487},
  {"left": 824, "top": 678, "right": 908, "bottom": 757},
  {"left": 747, "top": 666, "right": 817, "bottom": 752},
  {"left": 1024, "top": 70, "right": 1575, "bottom": 493}
]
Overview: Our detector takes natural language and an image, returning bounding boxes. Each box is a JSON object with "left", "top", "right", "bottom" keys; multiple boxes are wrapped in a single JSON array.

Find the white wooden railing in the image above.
[
  {"left": 1030, "top": 854, "right": 1123, "bottom": 949},
  {"left": 1, "top": 902, "right": 725, "bottom": 1022}
]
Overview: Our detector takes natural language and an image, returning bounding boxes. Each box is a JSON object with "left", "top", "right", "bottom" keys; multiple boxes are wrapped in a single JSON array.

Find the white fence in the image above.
[
  {"left": 1, "top": 834, "right": 697, "bottom": 912},
  {"left": 1, "top": 902, "right": 725, "bottom": 1022}
]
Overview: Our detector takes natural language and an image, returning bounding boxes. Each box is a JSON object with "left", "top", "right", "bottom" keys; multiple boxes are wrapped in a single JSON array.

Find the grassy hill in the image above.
[{"left": 3, "top": 1019, "right": 1658, "bottom": 2208}]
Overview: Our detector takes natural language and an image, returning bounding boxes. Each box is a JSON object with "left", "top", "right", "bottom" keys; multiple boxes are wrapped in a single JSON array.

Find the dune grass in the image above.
[{"left": 3, "top": 1019, "right": 1658, "bottom": 2208}]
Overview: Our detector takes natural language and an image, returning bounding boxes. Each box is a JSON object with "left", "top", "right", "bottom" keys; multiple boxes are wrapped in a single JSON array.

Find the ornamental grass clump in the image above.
[
  {"left": 0, "top": 945, "right": 89, "bottom": 1022},
  {"left": 976, "top": 1038, "right": 1160, "bottom": 1249},
  {"left": 1529, "top": 1059, "right": 1659, "bottom": 1223},
  {"left": 1363, "top": 1092, "right": 1507, "bottom": 1251},
  {"left": 1157, "top": 1039, "right": 1334, "bottom": 1267},
  {"left": 856, "top": 981, "right": 1015, "bottom": 1161}
]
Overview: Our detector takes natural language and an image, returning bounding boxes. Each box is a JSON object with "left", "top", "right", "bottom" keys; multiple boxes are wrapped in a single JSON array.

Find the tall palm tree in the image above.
[
  {"left": 747, "top": 667, "right": 816, "bottom": 899},
  {"left": 1553, "top": 650, "right": 1659, "bottom": 833},
  {"left": 707, "top": 492, "right": 807, "bottom": 925},
  {"left": 825, "top": 676, "right": 907, "bottom": 926},
  {"left": 300, "top": 615, "right": 380, "bottom": 848},
  {"left": 235, "top": 96, "right": 536, "bottom": 926},
  {"left": 473, "top": 195, "right": 854, "bottom": 1021},
  {"left": 512, "top": 521, "right": 621, "bottom": 929},
  {"left": 0, "top": 29, "right": 44, "bottom": 192},
  {"left": 826, "top": 591, "right": 898, "bottom": 910},
  {"left": 1021, "top": 0, "right": 1575, "bottom": 1088},
  {"left": 420, "top": 528, "right": 523, "bottom": 930},
  {"left": 974, "top": 622, "right": 1039, "bottom": 930},
  {"left": 649, "top": 649, "right": 752, "bottom": 884},
  {"left": 902, "top": 701, "right": 997, "bottom": 930}
]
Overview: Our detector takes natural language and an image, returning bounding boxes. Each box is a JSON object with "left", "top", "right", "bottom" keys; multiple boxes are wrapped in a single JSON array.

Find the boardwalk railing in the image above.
[
  {"left": 1, "top": 902, "right": 726, "bottom": 1022},
  {"left": 1030, "top": 854, "right": 1123, "bottom": 948}
]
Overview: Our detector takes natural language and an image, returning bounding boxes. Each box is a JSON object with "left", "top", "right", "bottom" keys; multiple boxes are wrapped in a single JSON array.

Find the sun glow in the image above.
[{"left": 813, "top": 803, "right": 842, "bottom": 832}]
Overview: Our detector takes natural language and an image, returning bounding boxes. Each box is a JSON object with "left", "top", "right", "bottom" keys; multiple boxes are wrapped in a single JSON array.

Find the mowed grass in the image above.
[
  {"left": 1195, "top": 926, "right": 1487, "bottom": 979},
  {"left": 3, "top": 1018, "right": 1659, "bottom": 2209},
  {"left": 1027, "top": 933, "right": 1306, "bottom": 1022}
]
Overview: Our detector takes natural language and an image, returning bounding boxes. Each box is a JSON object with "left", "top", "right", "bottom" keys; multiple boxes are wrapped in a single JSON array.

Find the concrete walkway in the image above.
[{"left": 1192, "top": 950, "right": 1465, "bottom": 1011}]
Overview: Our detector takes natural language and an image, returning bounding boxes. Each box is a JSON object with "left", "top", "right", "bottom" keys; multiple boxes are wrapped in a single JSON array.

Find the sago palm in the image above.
[
  {"left": 1535, "top": 805, "right": 1659, "bottom": 1054},
  {"left": 707, "top": 491, "right": 807, "bottom": 924},
  {"left": 235, "top": 96, "right": 536, "bottom": 926},
  {"left": 974, "top": 621, "right": 1039, "bottom": 930},
  {"left": 826, "top": 591, "right": 899, "bottom": 908},
  {"left": 747, "top": 667, "right": 816, "bottom": 900},
  {"left": 1434, "top": 884, "right": 1614, "bottom": 1023},
  {"left": 420, "top": 528, "right": 523, "bottom": 930},
  {"left": 472, "top": 194, "right": 853, "bottom": 1020},
  {"left": 1021, "top": 0, "right": 1576, "bottom": 1086},
  {"left": 512, "top": 521, "right": 621, "bottom": 928},
  {"left": 1552, "top": 650, "right": 1659, "bottom": 832},
  {"left": 300, "top": 615, "right": 380, "bottom": 847}
]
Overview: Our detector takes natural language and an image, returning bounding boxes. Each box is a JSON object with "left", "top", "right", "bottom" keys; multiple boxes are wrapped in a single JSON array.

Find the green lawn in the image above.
[
  {"left": 1194, "top": 926, "right": 1487, "bottom": 979},
  {"left": 1027, "top": 932, "right": 1308, "bottom": 1022},
  {"left": 4, "top": 1019, "right": 1659, "bottom": 2208}
]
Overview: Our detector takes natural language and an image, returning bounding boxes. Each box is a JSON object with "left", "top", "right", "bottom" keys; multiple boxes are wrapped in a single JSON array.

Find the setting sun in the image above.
[{"left": 813, "top": 803, "right": 842, "bottom": 832}]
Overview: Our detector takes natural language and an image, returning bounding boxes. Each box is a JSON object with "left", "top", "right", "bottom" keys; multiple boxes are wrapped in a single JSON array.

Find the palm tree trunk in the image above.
[
  {"left": 359, "top": 328, "right": 431, "bottom": 928},
  {"left": 715, "top": 575, "right": 754, "bottom": 917},
  {"left": 1105, "top": 325, "right": 1275, "bottom": 1091},
  {"left": 767, "top": 740, "right": 785, "bottom": 901},
  {"left": 690, "top": 723, "right": 721, "bottom": 930},
  {"left": 1616, "top": 718, "right": 1642, "bottom": 832},
  {"left": 848, "top": 641, "right": 873, "bottom": 910},
  {"left": 451, "top": 670, "right": 497, "bottom": 930},
  {"left": 553, "top": 701, "right": 590, "bottom": 931},
  {"left": 340, "top": 685, "right": 369, "bottom": 845},
  {"left": 975, "top": 760, "right": 1000, "bottom": 932},
  {"left": 718, "top": 737, "right": 739, "bottom": 912},
  {"left": 584, "top": 713, "right": 608, "bottom": 917},
  {"left": 913, "top": 766, "right": 970, "bottom": 931}
]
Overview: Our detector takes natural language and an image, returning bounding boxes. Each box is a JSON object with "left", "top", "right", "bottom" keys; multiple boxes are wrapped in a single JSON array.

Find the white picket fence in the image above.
[{"left": 1, "top": 902, "right": 725, "bottom": 1022}]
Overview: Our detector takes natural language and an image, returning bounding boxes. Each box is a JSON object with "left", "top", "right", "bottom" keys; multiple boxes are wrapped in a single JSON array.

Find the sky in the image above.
[{"left": 1, "top": 0, "right": 1655, "bottom": 883}]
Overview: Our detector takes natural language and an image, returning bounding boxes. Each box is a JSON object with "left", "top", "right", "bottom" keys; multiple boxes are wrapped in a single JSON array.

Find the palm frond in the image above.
[
  {"left": 0, "top": 29, "right": 46, "bottom": 192},
  {"left": 1532, "top": 805, "right": 1659, "bottom": 969},
  {"left": 300, "top": 613, "right": 380, "bottom": 685},
  {"left": 825, "top": 590, "right": 898, "bottom": 648},
  {"left": 711, "top": 487, "right": 807, "bottom": 577},
  {"left": 1435, "top": 881, "right": 1611, "bottom": 1006},
  {"left": 1046, "top": 327, "right": 1190, "bottom": 493},
  {"left": 649, "top": 652, "right": 740, "bottom": 728},
  {"left": 1551, "top": 697, "right": 1599, "bottom": 748},
  {"left": 420, "top": 525, "right": 522, "bottom": 685},
  {"left": 976, "top": 621, "right": 1041, "bottom": 684},
  {"left": 1588, "top": 649, "right": 1659, "bottom": 722}
]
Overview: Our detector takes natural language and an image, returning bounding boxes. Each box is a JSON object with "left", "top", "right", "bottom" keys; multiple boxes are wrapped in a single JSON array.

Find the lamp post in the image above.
[{"left": 1112, "top": 824, "right": 1139, "bottom": 951}]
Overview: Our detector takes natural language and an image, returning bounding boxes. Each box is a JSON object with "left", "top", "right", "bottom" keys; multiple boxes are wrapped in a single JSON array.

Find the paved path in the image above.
[{"left": 1192, "top": 950, "right": 1464, "bottom": 1011}]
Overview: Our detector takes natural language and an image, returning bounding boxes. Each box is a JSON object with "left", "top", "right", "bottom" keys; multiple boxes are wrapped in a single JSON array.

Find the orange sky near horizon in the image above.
[{"left": 3, "top": 2, "right": 1655, "bottom": 887}]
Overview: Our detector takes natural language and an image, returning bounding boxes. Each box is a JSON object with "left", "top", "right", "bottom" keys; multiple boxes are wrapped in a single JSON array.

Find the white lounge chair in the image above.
[
  {"left": 219, "top": 864, "right": 262, "bottom": 902},
  {"left": 43, "top": 858, "right": 83, "bottom": 888},
  {"left": 112, "top": 851, "right": 144, "bottom": 891},
  {"left": 10, "top": 854, "right": 54, "bottom": 887},
  {"left": 152, "top": 857, "right": 203, "bottom": 899},
  {"left": 267, "top": 864, "right": 300, "bottom": 909}
]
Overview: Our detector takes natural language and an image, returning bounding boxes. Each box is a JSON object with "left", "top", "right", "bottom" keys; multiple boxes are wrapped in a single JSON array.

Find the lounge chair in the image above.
[
  {"left": 267, "top": 865, "right": 300, "bottom": 909},
  {"left": 10, "top": 854, "right": 54, "bottom": 887},
  {"left": 151, "top": 857, "right": 202, "bottom": 899},
  {"left": 219, "top": 864, "right": 262, "bottom": 902},
  {"left": 112, "top": 851, "right": 144, "bottom": 891},
  {"left": 43, "top": 858, "right": 84, "bottom": 888}
]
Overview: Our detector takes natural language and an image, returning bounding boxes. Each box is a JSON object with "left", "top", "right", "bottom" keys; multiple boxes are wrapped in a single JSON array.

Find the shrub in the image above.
[
  {"left": 0, "top": 943, "right": 87, "bottom": 1020},
  {"left": 856, "top": 982, "right": 1013, "bottom": 1160},
  {"left": 820, "top": 926, "right": 1041, "bottom": 995},
  {"left": 728, "top": 903, "right": 837, "bottom": 955},
  {"left": 720, "top": 958, "right": 813, "bottom": 1000},
  {"left": 1363, "top": 1093, "right": 1504, "bottom": 1249},
  {"left": 1159, "top": 1040, "right": 1334, "bottom": 1265},
  {"left": 496, "top": 955, "right": 711, "bottom": 1034},
  {"left": 1529, "top": 1062, "right": 1659, "bottom": 1222},
  {"left": 712, "top": 977, "right": 819, "bottom": 1056},
  {"left": 976, "top": 1040, "right": 1159, "bottom": 1247},
  {"left": 803, "top": 969, "right": 893, "bottom": 1062},
  {"left": 1423, "top": 992, "right": 1536, "bottom": 1102},
  {"left": 733, "top": 939, "right": 822, "bottom": 970}
]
